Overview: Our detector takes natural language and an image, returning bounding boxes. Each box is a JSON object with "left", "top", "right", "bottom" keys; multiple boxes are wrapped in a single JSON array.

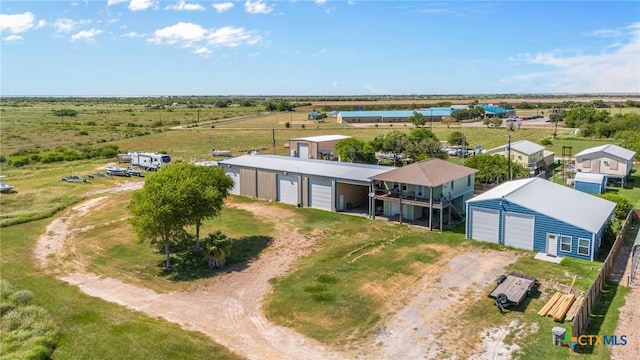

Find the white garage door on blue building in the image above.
[
  {"left": 504, "top": 213, "right": 535, "bottom": 250},
  {"left": 278, "top": 175, "right": 299, "bottom": 205},
  {"left": 309, "top": 179, "right": 332, "bottom": 211},
  {"left": 470, "top": 208, "right": 500, "bottom": 243}
]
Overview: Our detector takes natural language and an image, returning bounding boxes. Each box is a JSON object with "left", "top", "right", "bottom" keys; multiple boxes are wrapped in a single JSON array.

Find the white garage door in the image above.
[
  {"left": 278, "top": 175, "right": 298, "bottom": 205},
  {"left": 298, "top": 143, "right": 309, "bottom": 159},
  {"left": 226, "top": 169, "right": 240, "bottom": 195},
  {"left": 309, "top": 179, "right": 332, "bottom": 211},
  {"left": 470, "top": 208, "right": 500, "bottom": 243},
  {"left": 504, "top": 212, "right": 535, "bottom": 250}
]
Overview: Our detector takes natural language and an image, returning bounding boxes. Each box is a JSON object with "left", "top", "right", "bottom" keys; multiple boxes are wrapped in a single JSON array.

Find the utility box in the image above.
[{"left": 552, "top": 326, "right": 566, "bottom": 346}]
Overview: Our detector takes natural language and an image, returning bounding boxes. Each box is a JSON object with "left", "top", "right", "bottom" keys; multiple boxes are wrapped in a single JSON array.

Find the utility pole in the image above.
[
  {"left": 197, "top": 109, "right": 200, "bottom": 125},
  {"left": 507, "top": 133, "right": 512, "bottom": 181},
  {"left": 272, "top": 129, "right": 276, "bottom": 155}
]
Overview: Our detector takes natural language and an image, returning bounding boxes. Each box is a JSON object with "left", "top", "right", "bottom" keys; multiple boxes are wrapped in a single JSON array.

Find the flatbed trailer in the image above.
[{"left": 489, "top": 273, "right": 537, "bottom": 313}]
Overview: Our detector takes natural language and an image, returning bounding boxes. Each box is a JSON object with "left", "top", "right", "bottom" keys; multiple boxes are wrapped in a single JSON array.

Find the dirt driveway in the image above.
[{"left": 35, "top": 185, "right": 520, "bottom": 359}]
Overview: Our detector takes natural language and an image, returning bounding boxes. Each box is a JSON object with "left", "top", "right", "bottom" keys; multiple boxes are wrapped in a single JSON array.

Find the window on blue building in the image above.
[
  {"left": 578, "top": 238, "right": 590, "bottom": 256},
  {"left": 560, "top": 235, "right": 571, "bottom": 252}
]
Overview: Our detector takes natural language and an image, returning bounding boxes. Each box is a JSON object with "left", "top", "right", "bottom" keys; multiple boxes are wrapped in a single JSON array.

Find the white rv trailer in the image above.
[{"left": 131, "top": 152, "right": 171, "bottom": 171}]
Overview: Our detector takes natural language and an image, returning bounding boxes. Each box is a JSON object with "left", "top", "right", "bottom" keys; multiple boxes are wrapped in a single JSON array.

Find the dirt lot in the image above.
[{"left": 36, "top": 186, "right": 522, "bottom": 359}]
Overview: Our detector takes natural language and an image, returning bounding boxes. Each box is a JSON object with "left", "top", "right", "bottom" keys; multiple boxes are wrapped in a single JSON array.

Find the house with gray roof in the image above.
[
  {"left": 575, "top": 144, "right": 636, "bottom": 187},
  {"left": 486, "top": 140, "right": 547, "bottom": 175},
  {"left": 219, "top": 155, "right": 393, "bottom": 213},
  {"left": 369, "top": 158, "right": 478, "bottom": 230},
  {"left": 466, "top": 177, "right": 616, "bottom": 261}
]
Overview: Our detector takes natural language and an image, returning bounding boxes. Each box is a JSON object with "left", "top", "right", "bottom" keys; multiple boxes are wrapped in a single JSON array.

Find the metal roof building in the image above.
[
  {"left": 219, "top": 155, "right": 394, "bottom": 213},
  {"left": 466, "top": 177, "right": 615, "bottom": 261}
]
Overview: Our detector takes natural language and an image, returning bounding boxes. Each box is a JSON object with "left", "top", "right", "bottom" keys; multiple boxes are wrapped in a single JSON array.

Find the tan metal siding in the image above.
[
  {"left": 240, "top": 168, "right": 256, "bottom": 197},
  {"left": 257, "top": 170, "right": 276, "bottom": 201}
]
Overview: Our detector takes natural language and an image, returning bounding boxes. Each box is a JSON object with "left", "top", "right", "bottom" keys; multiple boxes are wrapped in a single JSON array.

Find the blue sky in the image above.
[{"left": 1, "top": 1, "right": 639, "bottom": 96}]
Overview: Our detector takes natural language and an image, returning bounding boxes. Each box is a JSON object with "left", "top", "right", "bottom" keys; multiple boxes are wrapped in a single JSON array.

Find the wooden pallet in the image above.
[
  {"left": 537, "top": 292, "right": 562, "bottom": 317},
  {"left": 565, "top": 295, "right": 584, "bottom": 322},
  {"left": 552, "top": 294, "right": 575, "bottom": 322}
]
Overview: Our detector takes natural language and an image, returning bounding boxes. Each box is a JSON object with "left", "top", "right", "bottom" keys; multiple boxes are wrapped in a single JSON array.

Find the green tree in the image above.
[
  {"left": 335, "top": 137, "right": 375, "bottom": 163},
  {"left": 188, "top": 165, "right": 234, "bottom": 249},
  {"left": 464, "top": 154, "right": 528, "bottom": 183},
  {"left": 448, "top": 131, "right": 468, "bottom": 146},
  {"left": 409, "top": 111, "right": 426, "bottom": 127},
  {"left": 53, "top": 109, "right": 78, "bottom": 123},
  {"left": 128, "top": 163, "right": 232, "bottom": 268}
]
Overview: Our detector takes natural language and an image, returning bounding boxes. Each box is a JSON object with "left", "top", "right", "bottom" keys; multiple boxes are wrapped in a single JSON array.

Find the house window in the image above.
[
  {"left": 560, "top": 235, "right": 571, "bottom": 252},
  {"left": 467, "top": 175, "right": 471, "bottom": 187},
  {"left": 578, "top": 238, "right": 590, "bottom": 256},
  {"left": 583, "top": 159, "right": 591, "bottom": 168},
  {"left": 610, "top": 160, "right": 618, "bottom": 170}
]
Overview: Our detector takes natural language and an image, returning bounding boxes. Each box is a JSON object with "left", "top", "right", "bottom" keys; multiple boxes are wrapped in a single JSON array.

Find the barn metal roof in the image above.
[
  {"left": 369, "top": 158, "right": 477, "bottom": 187},
  {"left": 289, "top": 135, "right": 351, "bottom": 142},
  {"left": 467, "top": 178, "right": 615, "bottom": 233},
  {"left": 487, "top": 140, "right": 545, "bottom": 156},
  {"left": 574, "top": 172, "right": 607, "bottom": 184},
  {"left": 219, "top": 155, "right": 394, "bottom": 183},
  {"left": 575, "top": 144, "right": 636, "bottom": 161}
]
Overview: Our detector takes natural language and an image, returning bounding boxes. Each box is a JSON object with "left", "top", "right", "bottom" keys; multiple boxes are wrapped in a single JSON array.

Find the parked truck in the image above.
[{"left": 131, "top": 152, "right": 171, "bottom": 171}]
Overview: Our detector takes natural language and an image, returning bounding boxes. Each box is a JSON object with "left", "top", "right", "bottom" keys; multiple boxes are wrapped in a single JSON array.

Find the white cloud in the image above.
[
  {"left": 149, "top": 22, "right": 262, "bottom": 55},
  {"left": 514, "top": 22, "right": 640, "bottom": 93},
  {"left": 249, "top": 51, "right": 259, "bottom": 56},
  {"left": 315, "top": 0, "right": 326, "bottom": 5},
  {"left": 192, "top": 46, "right": 212, "bottom": 57},
  {"left": 71, "top": 29, "right": 103, "bottom": 42},
  {"left": 107, "top": 0, "right": 128, "bottom": 5},
  {"left": 332, "top": 80, "right": 338, "bottom": 87},
  {"left": 3, "top": 34, "right": 23, "bottom": 42},
  {"left": 149, "top": 22, "right": 207, "bottom": 45},
  {"left": 245, "top": 0, "right": 273, "bottom": 14},
  {"left": 348, "top": 0, "right": 355, "bottom": 5},
  {"left": 165, "top": 0, "right": 205, "bottom": 11},
  {"left": 364, "top": 83, "right": 387, "bottom": 95},
  {"left": 312, "top": 48, "right": 327, "bottom": 56},
  {"left": 36, "top": 19, "right": 46, "bottom": 29},
  {"left": 0, "top": 12, "right": 35, "bottom": 33},
  {"left": 212, "top": 2, "right": 234, "bottom": 13},
  {"left": 208, "top": 26, "right": 261, "bottom": 47},
  {"left": 122, "top": 31, "right": 141, "bottom": 37},
  {"left": 53, "top": 19, "right": 76, "bottom": 33},
  {"left": 129, "top": 0, "right": 155, "bottom": 11}
]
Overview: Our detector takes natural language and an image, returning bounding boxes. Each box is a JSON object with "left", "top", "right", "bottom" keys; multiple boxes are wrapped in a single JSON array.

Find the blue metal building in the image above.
[
  {"left": 465, "top": 178, "right": 615, "bottom": 261},
  {"left": 574, "top": 172, "right": 607, "bottom": 194}
]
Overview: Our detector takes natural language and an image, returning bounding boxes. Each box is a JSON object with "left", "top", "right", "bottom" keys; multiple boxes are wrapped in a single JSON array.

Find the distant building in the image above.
[
  {"left": 288, "top": 135, "right": 351, "bottom": 160},
  {"left": 575, "top": 144, "right": 635, "bottom": 187},
  {"left": 486, "top": 140, "right": 546, "bottom": 175}
]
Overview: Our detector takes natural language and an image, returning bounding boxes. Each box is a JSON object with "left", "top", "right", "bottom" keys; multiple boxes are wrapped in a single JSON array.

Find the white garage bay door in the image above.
[
  {"left": 278, "top": 175, "right": 298, "bottom": 205},
  {"left": 504, "top": 213, "right": 535, "bottom": 250},
  {"left": 298, "top": 143, "right": 309, "bottom": 159},
  {"left": 226, "top": 169, "right": 240, "bottom": 195},
  {"left": 470, "top": 208, "right": 500, "bottom": 243},
  {"left": 309, "top": 179, "right": 332, "bottom": 211}
]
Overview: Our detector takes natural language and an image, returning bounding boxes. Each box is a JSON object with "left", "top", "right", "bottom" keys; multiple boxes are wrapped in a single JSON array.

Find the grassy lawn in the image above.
[{"left": 0, "top": 220, "right": 244, "bottom": 360}]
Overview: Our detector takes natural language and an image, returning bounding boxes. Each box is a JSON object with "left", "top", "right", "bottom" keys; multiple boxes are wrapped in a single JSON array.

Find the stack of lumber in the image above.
[
  {"left": 537, "top": 292, "right": 576, "bottom": 321},
  {"left": 564, "top": 295, "right": 584, "bottom": 322}
]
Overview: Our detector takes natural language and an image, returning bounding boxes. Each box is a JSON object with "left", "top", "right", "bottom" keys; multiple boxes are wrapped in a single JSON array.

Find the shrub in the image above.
[
  {"left": 285, "top": 122, "right": 291, "bottom": 128},
  {"left": 11, "top": 290, "right": 34, "bottom": 305},
  {"left": 76, "top": 131, "right": 89, "bottom": 136},
  {"left": 540, "top": 138, "right": 552, "bottom": 145}
]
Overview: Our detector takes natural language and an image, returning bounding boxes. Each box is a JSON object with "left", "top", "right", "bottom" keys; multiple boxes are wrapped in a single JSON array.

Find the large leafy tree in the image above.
[
  {"left": 188, "top": 165, "right": 234, "bottom": 249},
  {"left": 371, "top": 130, "right": 410, "bottom": 165},
  {"left": 335, "top": 137, "right": 375, "bottom": 163},
  {"left": 448, "top": 131, "right": 468, "bottom": 146},
  {"left": 464, "top": 154, "right": 529, "bottom": 184},
  {"left": 128, "top": 163, "right": 232, "bottom": 268}
]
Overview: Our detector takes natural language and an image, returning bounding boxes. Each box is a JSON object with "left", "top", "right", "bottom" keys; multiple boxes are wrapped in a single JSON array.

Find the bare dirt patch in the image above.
[
  {"left": 36, "top": 185, "right": 522, "bottom": 359},
  {"left": 357, "top": 248, "right": 518, "bottom": 359}
]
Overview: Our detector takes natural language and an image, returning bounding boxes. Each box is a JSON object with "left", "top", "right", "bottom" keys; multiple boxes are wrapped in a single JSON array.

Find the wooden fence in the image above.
[{"left": 571, "top": 209, "right": 640, "bottom": 345}]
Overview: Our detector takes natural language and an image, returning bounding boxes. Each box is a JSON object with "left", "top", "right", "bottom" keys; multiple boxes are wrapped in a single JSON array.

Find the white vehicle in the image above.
[
  {"left": 0, "top": 176, "right": 14, "bottom": 194},
  {"left": 131, "top": 152, "right": 171, "bottom": 171}
]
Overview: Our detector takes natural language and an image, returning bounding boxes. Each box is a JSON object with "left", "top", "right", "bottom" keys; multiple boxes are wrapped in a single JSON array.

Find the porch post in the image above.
[
  {"left": 429, "top": 187, "right": 433, "bottom": 230},
  {"left": 370, "top": 183, "right": 375, "bottom": 220},
  {"left": 399, "top": 183, "right": 403, "bottom": 224}
]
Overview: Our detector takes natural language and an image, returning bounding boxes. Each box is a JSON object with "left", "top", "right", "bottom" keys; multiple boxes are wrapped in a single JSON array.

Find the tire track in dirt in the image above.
[{"left": 38, "top": 189, "right": 345, "bottom": 360}]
